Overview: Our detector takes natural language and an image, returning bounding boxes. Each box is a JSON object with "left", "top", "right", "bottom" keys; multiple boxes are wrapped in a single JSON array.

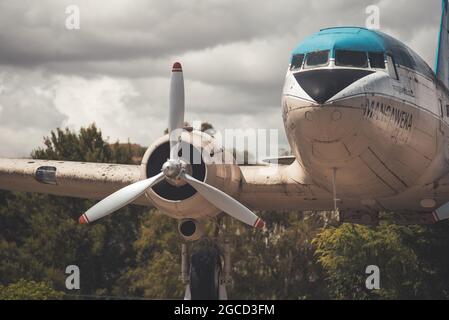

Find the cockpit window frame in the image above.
[
  {"left": 335, "top": 49, "right": 369, "bottom": 68},
  {"left": 304, "top": 50, "right": 330, "bottom": 69},
  {"left": 386, "top": 54, "right": 399, "bottom": 80},
  {"left": 290, "top": 53, "right": 305, "bottom": 71},
  {"left": 368, "top": 52, "right": 386, "bottom": 69}
]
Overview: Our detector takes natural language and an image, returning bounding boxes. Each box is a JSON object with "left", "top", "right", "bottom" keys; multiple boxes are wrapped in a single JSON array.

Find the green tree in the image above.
[
  {"left": 313, "top": 220, "right": 449, "bottom": 300},
  {"left": 0, "top": 279, "right": 64, "bottom": 300},
  {"left": 0, "top": 124, "right": 148, "bottom": 298},
  {"left": 117, "top": 211, "right": 183, "bottom": 299},
  {"left": 231, "top": 211, "right": 328, "bottom": 299},
  {"left": 32, "top": 123, "right": 145, "bottom": 163}
]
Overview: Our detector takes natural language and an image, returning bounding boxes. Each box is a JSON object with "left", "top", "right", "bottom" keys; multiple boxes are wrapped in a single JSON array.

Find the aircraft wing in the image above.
[
  {"left": 0, "top": 157, "right": 335, "bottom": 212},
  {"left": 238, "top": 160, "right": 334, "bottom": 211},
  {"left": 0, "top": 158, "right": 148, "bottom": 205}
]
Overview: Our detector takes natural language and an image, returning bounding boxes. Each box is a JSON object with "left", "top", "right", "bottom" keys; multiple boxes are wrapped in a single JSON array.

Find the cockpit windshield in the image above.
[
  {"left": 290, "top": 54, "right": 305, "bottom": 70},
  {"left": 305, "top": 50, "right": 330, "bottom": 68},
  {"left": 291, "top": 50, "right": 386, "bottom": 71},
  {"left": 335, "top": 50, "right": 368, "bottom": 68},
  {"left": 334, "top": 50, "right": 386, "bottom": 69},
  {"left": 291, "top": 27, "right": 435, "bottom": 78},
  {"left": 368, "top": 52, "right": 386, "bottom": 69}
]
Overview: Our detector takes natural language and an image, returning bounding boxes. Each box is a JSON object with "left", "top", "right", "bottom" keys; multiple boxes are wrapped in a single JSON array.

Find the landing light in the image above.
[{"left": 420, "top": 199, "right": 436, "bottom": 209}]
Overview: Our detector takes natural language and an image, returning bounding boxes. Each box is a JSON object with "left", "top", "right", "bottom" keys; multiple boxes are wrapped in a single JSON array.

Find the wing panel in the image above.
[{"left": 0, "top": 158, "right": 148, "bottom": 205}]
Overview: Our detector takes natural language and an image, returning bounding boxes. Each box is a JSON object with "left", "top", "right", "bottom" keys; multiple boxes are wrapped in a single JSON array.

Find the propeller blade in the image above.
[
  {"left": 169, "top": 62, "right": 185, "bottom": 159},
  {"left": 180, "top": 172, "right": 265, "bottom": 229},
  {"left": 79, "top": 172, "right": 165, "bottom": 224}
]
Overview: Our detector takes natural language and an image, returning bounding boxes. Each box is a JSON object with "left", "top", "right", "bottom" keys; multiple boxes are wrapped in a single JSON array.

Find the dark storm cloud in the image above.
[
  {"left": 0, "top": 0, "right": 440, "bottom": 79},
  {"left": 1, "top": 0, "right": 437, "bottom": 70},
  {"left": 0, "top": 0, "right": 444, "bottom": 156},
  {"left": 0, "top": 0, "right": 302, "bottom": 66}
]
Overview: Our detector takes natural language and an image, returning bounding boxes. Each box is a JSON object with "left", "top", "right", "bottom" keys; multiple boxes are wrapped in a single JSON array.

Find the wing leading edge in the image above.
[
  {"left": 0, "top": 158, "right": 148, "bottom": 205},
  {"left": 0, "top": 157, "right": 335, "bottom": 212}
]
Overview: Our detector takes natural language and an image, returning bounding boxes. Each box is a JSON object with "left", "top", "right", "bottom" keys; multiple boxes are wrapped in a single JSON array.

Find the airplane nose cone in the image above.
[{"left": 294, "top": 69, "right": 373, "bottom": 104}]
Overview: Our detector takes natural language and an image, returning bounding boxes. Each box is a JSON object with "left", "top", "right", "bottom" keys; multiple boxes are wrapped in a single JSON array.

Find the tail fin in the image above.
[{"left": 436, "top": 0, "right": 449, "bottom": 87}]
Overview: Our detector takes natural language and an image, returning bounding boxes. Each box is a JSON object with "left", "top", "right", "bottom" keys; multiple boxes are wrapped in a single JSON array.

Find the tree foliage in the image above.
[
  {"left": 0, "top": 124, "right": 149, "bottom": 298},
  {"left": 2, "top": 124, "right": 449, "bottom": 300},
  {"left": 230, "top": 212, "right": 329, "bottom": 299},
  {"left": 0, "top": 279, "right": 64, "bottom": 300},
  {"left": 314, "top": 220, "right": 449, "bottom": 299}
]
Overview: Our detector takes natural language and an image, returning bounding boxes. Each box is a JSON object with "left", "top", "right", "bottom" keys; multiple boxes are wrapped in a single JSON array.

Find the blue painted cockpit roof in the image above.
[
  {"left": 291, "top": 26, "right": 435, "bottom": 79},
  {"left": 292, "top": 27, "right": 385, "bottom": 55}
]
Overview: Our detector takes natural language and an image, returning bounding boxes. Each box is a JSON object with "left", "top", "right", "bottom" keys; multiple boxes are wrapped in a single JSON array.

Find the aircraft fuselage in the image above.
[{"left": 282, "top": 27, "right": 449, "bottom": 221}]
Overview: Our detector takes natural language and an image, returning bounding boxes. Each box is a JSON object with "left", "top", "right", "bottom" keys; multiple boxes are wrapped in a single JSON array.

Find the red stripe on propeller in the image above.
[
  {"left": 79, "top": 213, "right": 89, "bottom": 224},
  {"left": 172, "top": 62, "right": 182, "bottom": 72},
  {"left": 254, "top": 218, "right": 266, "bottom": 229}
]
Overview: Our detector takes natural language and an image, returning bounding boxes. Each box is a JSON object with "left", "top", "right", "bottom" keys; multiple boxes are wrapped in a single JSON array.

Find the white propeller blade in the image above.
[
  {"left": 79, "top": 62, "right": 265, "bottom": 231},
  {"left": 169, "top": 62, "right": 185, "bottom": 159},
  {"left": 180, "top": 172, "right": 265, "bottom": 229},
  {"left": 79, "top": 172, "right": 165, "bottom": 224}
]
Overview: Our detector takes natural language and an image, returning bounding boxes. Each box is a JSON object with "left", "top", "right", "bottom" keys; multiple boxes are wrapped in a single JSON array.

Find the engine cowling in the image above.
[
  {"left": 140, "top": 130, "right": 241, "bottom": 220},
  {"left": 178, "top": 219, "right": 205, "bottom": 241}
]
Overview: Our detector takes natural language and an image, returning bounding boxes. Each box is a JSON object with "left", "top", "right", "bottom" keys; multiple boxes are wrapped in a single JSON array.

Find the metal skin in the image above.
[
  {"left": 282, "top": 56, "right": 449, "bottom": 222},
  {"left": 178, "top": 219, "right": 205, "bottom": 241},
  {"left": 3, "top": 25, "right": 449, "bottom": 225},
  {"left": 140, "top": 131, "right": 243, "bottom": 221}
]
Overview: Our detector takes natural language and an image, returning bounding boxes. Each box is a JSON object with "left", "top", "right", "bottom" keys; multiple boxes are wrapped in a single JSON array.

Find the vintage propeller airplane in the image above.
[{"left": 3, "top": 1, "right": 449, "bottom": 300}]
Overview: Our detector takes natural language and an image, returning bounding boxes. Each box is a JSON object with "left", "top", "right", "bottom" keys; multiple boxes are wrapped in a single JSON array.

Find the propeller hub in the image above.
[
  {"left": 162, "top": 159, "right": 182, "bottom": 179},
  {"left": 162, "top": 159, "right": 192, "bottom": 188}
]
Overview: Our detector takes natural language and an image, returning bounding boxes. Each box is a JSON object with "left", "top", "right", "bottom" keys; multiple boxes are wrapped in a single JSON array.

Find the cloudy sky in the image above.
[{"left": 0, "top": 0, "right": 442, "bottom": 157}]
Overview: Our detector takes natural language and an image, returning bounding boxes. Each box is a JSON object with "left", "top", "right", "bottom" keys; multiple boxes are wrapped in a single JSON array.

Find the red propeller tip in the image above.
[
  {"left": 79, "top": 214, "right": 89, "bottom": 225},
  {"left": 172, "top": 62, "right": 182, "bottom": 72},
  {"left": 254, "top": 218, "right": 265, "bottom": 229}
]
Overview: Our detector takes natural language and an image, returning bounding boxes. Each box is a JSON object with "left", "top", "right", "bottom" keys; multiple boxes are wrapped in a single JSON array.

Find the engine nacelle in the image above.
[
  {"left": 178, "top": 219, "right": 205, "bottom": 241},
  {"left": 140, "top": 130, "right": 241, "bottom": 221}
]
